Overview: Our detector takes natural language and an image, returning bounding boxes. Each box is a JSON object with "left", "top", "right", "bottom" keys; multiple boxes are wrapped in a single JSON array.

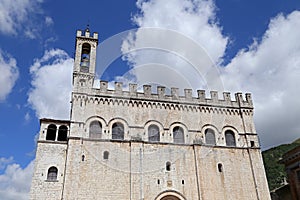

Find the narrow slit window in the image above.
[
  {"left": 166, "top": 161, "right": 171, "bottom": 171},
  {"left": 103, "top": 151, "right": 109, "bottom": 160},
  {"left": 218, "top": 163, "right": 223, "bottom": 172}
]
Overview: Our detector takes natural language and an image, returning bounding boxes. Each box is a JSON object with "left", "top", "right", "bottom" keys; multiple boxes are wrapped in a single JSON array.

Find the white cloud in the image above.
[
  {"left": 222, "top": 11, "right": 300, "bottom": 148},
  {"left": 45, "top": 16, "right": 53, "bottom": 26},
  {"left": 121, "top": 0, "right": 228, "bottom": 91},
  {"left": 120, "top": 0, "right": 300, "bottom": 148},
  {"left": 0, "top": 50, "right": 19, "bottom": 101},
  {"left": 28, "top": 49, "right": 73, "bottom": 120},
  {"left": 24, "top": 112, "right": 31, "bottom": 123},
  {"left": 0, "top": 160, "right": 34, "bottom": 200},
  {"left": 0, "top": 157, "right": 14, "bottom": 171},
  {"left": 135, "top": 0, "right": 227, "bottom": 61},
  {"left": 0, "top": 0, "right": 51, "bottom": 38},
  {"left": 24, "top": 29, "right": 37, "bottom": 39}
]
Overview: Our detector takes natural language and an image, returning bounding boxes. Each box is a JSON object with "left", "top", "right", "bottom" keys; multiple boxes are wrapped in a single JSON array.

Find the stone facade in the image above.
[
  {"left": 277, "top": 145, "right": 300, "bottom": 200},
  {"left": 30, "top": 29, "right": 271, "bottom": 200}
]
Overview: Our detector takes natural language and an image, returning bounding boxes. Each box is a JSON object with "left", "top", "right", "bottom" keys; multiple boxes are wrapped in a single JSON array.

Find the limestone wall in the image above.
[
  {"left": 30, "top": 29, "right": 270, "bottom": 200},
  {"left": 70, "top": 83, "right": 259, "bottom": 148},
  {"left": 60, "top": 140, "right": 271, "bottom": 200},
  {"left": 29, "top": 142, "right": 67, "bottom": 200}
]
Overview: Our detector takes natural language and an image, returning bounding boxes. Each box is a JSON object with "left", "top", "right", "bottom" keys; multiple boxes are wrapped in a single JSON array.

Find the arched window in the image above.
[
  {"left": 47, "top": 166, "right": 58, "bottom": 181},
  {"left": 80, "top": 43, "right": 91, "bottom": 72},
  {"left": 148, "top": 125, "right": 160, "bottom": 142},
  {"left": 218, "top": 163, "right": 223, "bottom": 172},
  {"left": 112, "top": 122, "right": 124, "bottom": 140},
  {"left": 161, "top": 196, "right": 180, "bottom": 200},
  {"left": 57, "top": 125, "right": 68, "bottom": 141},
  {"left": 205, "top": 128, "right": 216, "bottom": 145},
  {"left": 103, "top": 151, "right": 109, "bottom": 160},
  {"left": 166, "top": 161, "right": 171, "bottom": 171},
  {"left": 89, "top": 121, "right": 102, "bottom": 139},
  {"left": 46, "top": 124, "right": 57, "bottom": 141},
  {"left": 225, "top": 130, "right": 236, "bottom": 147},
  {"left": 173, "top": 126, "right": 184, "bottom": 144}
]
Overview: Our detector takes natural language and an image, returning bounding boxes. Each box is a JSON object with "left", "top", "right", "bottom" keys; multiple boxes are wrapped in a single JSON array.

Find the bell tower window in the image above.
[{"left": 80, "top": 43, "right": 91, "bottom": 73}]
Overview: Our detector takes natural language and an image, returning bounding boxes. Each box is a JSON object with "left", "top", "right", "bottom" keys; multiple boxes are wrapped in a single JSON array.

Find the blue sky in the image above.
[{"left": 0, "top": 0, "right": 300, "bottom": 199}]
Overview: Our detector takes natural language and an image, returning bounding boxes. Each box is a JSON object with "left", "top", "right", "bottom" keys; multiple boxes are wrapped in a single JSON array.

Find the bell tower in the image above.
[{"left": 73, "top": 27, "right": 98, "bottom": 91}]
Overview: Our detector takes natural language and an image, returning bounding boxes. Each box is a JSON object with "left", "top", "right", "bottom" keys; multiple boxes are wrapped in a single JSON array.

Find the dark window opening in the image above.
[
  {"left": 250, "top": 141, "right": 255, "bottom": 147},
  {"left": 89, "top": 121, "right": 102, "bottom": 139},
  {"left": 157, "top": 179, "right": 160, "bottom": 184},
  {"left": 173, "top": 126, "right": 184, "bottom": 144},
  {"left": 103, "top": 151, "right": 109, "bottom": 160},
  {"left": 47, "top": 166, "right": 58, "bottom": 181},
  {"left": 82, "top": 155, "right": 85, "bottom": 161},
  {"left": 166, "top": 161, "right": 171, "bottom": 171},
  {"left": 46, "top": 124, "right": 57, "bottom": 141},
  {"left": 148, "top": 125, "right": 160, "bottom": 142},
  {"left": 297, "top": 170, "right": 300, "bottom": 183},
  {"left": 218, "top": 163, "right": 223, "bottom": 172},
  {"left": 205, "top": 128, "right": 216, "bottom": 145},
  {"left": 182, "top": 180, "right": 185, "bottom": 185},
  {"left": 112, "top": 123, "right": 124, "bottom": 140},
  {"left": 57, "top": 125, "right": 68, "bottom": 141},
  {"left": 225, "top": 130, "right": 236, "bottom": 147},
  {"left": 80, "top": 43, "right": 91, "bottom": 72}
]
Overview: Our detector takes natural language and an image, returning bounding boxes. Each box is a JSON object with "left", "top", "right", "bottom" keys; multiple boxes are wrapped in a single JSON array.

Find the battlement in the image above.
[
  {"left": 76, "top": 29, "right": 98, "bottom": 40},
  {"left": 91, "top": 81, "right": 253, "bottom": 108}
]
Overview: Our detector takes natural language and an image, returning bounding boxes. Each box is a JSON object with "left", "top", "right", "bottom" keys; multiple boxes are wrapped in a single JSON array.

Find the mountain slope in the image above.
[{"left": 262, "top": 138, "right": 300, "bottom": 190}]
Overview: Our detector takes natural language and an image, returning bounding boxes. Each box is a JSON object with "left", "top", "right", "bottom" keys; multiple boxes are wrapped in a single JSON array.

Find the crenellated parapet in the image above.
[
  {"left": 76, "top": 29, "right": 98, "bottom": 41},
  {"left": 87, "top": 81, "right": 253, "bottom": 109}
]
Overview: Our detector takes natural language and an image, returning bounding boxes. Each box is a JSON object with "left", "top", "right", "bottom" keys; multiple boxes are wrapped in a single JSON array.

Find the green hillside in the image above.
[{"left": 262, "top": 138, "right": 300, "bottom": 191}]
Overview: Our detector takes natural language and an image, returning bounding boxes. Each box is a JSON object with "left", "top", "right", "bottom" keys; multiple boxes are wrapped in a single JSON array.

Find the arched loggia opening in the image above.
[
  {"left": 57, "top": 125, "right": 68, "bottom": 141},
  {"left": 46, "top": 124, "right": 57, "bottom": 141}
]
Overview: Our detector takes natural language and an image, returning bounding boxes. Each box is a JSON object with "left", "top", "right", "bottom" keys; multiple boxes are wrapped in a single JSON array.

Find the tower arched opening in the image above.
[
  {"left": 46, "top": 124, "right": 57, "bottom": 141},
  {"left": 57, "top": 125, "right": 68, "bottom": 141}
]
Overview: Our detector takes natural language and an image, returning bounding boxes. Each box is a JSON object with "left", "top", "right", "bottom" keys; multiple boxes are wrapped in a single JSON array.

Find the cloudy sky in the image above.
[{"left": 0, "top": 0, "right": 300, "bottom": 199}]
